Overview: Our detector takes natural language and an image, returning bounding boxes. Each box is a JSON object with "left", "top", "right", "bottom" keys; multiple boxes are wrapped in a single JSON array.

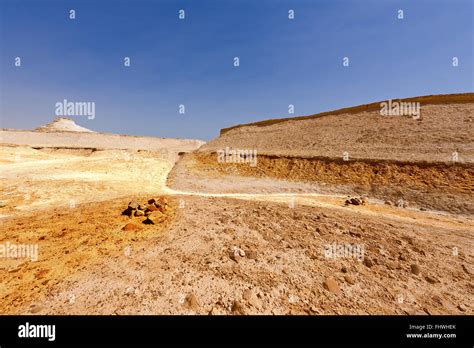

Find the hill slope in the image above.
[
  {"left": 203, "top": 93, "right": 474, "bottom": 163},
  {"left": 35, "top": 117, "right": 95, "bottom": 133},
  {"left": 170, "top": 93, "right": 474, "bottom": 214}
]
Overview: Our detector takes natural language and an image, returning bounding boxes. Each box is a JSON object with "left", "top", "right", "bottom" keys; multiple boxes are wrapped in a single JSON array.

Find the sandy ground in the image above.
[
  {"left": 0, "top": 144, "right": 472, "bottom": 315},
  {"left": 0, "top": 130, "right": 205, "bottom": 152}
]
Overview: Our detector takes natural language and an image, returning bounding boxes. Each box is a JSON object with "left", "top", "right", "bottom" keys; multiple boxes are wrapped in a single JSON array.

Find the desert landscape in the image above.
[{"left": 0, "top": 94, "right": 473, "bottom": 315}]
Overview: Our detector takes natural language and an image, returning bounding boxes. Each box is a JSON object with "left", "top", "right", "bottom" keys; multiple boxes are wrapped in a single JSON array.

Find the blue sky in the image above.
[{"left": 0, "top": 0, "right": 472, "bottom": 140}]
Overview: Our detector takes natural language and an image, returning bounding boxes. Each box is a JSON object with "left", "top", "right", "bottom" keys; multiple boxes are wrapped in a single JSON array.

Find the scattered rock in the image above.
[
  {"left": 223, "top": 227, "right": 234, "bottom": 234},
  {"left": 398, "top": 252, "right": 409, "bottom": 261},
  {"left": 386, "top": 260, "right": 400, "bottom": 270},
  {"left": 8, "top": 265, "right": 22, "bottom": 273},
  {"left": 146, "top": 205, "right": 159, "bottom": 212},
  {"left": 425, "top": 275, "right": 439, "bottom": 284},
  {"left": 29, "top": 304, "right": 45, "bottom": 314},
  {"left": 128, "top": 201, "right": 139, "bottom": 210},
  {"left": 122, "top": 207, "right": 135, "bottom": 217},
  {"left": 431, "top": 295, "right": 446, "bottom": 307},
  {"left": 242, "top": 289, "right": 252, "bottom": 301},
  {"left": 143, "top": 217, "right": 157, "bottom": 225},
  {"left": 363, "top": 258, "right": 374, "bottom": 268},
  {"left": 323, "top": 277, "right": 341, "bottom": 294},
  {"left": 349, "top": 231, "right": 361, "bottom": 238},
  {"left": 457, "top": 304, "right": 467, "bottom": 312},
  {"left": 344, "top": 275, "right": 355, "bottom": 285},
  {"left": 184, "top": 293, "right": 200, "bottom": 311},
  {"left": 148, "top": 198, "right": 158, "bottom": 205},
  {"left": 341, "top": 266, "right": 348, "bottom": 273},
  {"left": 122, "top": 198, "right": 168, "bottom": 219},
  {"left": 229, "top": 247, "right": 247, "bottom": 262},
  {"left": 208, "top": 306, "right": 226, "bottom": 315},
  {"left": 384, "top": 200, "right": 393, "bottom": 206},
  {"left": 158, "top": 197, "right": 169, "bottom": 206},
  {"left": 461, "top": 264, "right": 472, "bottom": 275},
  {"left": 229, "top": 250, "right": 239, "bottom": 262},
  {"left": 345, "top": 197, "right": 362, "bottom": 206},
  {"left": 122, "top": 223, "right": 141, "bottom": 231},
  {"left": 246, "top": 250, "right": 258, "bottom": 260},
  {"left": 0, "top": 201, "right": 6, "bottom": 208},
  {"left": 397, "top": 200, "right": 409, "bottom": 208},
  {"left": 412, "top": 245, "right": 426, "bottom": 256},
  {"left": 410, "top": 264, "right": 421, "bottom": 275},
  {"left": 231, "top": 300, "right": 246, "bottom": 315}
]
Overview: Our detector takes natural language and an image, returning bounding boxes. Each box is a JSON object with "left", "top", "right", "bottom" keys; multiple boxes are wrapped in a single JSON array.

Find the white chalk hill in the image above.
[{"left": 35, "top": 118, "right": 94, "bottom": 133}]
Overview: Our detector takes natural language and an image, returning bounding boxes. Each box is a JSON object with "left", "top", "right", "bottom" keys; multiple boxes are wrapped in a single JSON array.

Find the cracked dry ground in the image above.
[{"left": 0, "top": 145, "right": 473, "bottom": 314}]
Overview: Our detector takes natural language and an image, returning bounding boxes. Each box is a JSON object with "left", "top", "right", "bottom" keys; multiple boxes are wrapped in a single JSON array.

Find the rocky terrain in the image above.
[
  {"left": 173, "top": 94, "right": 474, "bottom": 215},
  {"left": 0, "top": 96, "right": 472, "bottom": 315}
]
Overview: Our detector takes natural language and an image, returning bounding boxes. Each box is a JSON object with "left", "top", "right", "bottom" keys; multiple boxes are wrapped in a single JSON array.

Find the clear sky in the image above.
[{"left": 0, "top": 0, "right": 472, "bottom": 140}]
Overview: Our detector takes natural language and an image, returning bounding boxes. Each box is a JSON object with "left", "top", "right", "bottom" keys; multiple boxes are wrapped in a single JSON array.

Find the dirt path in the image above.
[{"left": 2, "top": 145, "right": 469, "bottom": 231}]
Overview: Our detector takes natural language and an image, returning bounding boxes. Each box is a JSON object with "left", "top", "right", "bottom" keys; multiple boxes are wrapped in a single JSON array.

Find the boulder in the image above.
[
  {"left": 122, "top": 223, "right": 141, "bottom": 231},
  {"left": 143, "top": 217, "right": 157, "bottom": 225},
  {"left": 345, "top": 197, "right": 363, "bottom": 206},
  {"left": 344, "top": 275, "right": 355, "bottom": 285},
  {"left": 122, "top": 207, "right": 135, "bottom": 217},
  {"left": 146, "top": 205, "right": 159, "bottom": 212},
  {"left": 128, "top": 201, "right": 139, "bottom": 210},
  {"left": 246, "top": 250, "right": 258, "bottom": 260},
  {"left": 231, "top": 300, "right": 246, "bottom": 315},
  {"left": 410, "top": 264, "right": 421, "bottom": 275},
  {"left": 323, "top": 277, "right": 341, "bottom": 294},
  {"left": 29, "top": 304, "right": 45, "bottom": 314},
  {"left": 363, "top": 258, "right": 374, "bottom": 268},
  {"left": 158, "top": 197, "right": 169, "bottom": 206},
  {"left": 148, "top": 198, "right": 157, "bottom": 205},
  {"left": 386, "top": 260, "right": 400, "bottom": 270},
  {"left": 425, "top": 275, "right": 439, "bottom": 284},
  {"left": 184, "top": 293, "right": 200, "bottom": 311}
]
